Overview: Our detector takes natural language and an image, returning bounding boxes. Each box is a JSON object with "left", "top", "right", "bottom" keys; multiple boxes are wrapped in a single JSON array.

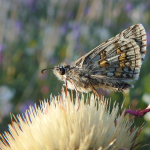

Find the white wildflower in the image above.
[{"left": 0, "top": 91, "right": 139, "bottom": 150}]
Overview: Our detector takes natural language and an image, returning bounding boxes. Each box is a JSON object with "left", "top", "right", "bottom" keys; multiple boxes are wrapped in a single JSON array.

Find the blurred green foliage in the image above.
[{"left": 0, "top": 0, "right": 150, "bottom": 149}]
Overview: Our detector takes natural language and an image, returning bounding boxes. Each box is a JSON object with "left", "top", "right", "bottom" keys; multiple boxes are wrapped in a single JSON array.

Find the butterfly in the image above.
[{"left": 41, "top": 24, "right": 147, "bottom": 99}]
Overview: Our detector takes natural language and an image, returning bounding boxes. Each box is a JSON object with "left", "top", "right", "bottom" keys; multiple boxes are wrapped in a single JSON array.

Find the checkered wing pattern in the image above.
[{"left": 75, "top": 24, "right": 147, "bottom": 91}]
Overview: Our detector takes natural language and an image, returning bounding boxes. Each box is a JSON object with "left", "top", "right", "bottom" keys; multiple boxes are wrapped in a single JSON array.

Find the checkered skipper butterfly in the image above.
[{"left": 42, "top": 24, "right": 147, "bottom": 99}]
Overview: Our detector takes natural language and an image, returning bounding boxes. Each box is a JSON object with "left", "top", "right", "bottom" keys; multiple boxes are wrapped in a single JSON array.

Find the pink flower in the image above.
[{"left": 125, "top": 104, "right": 150, "bottom": 118}]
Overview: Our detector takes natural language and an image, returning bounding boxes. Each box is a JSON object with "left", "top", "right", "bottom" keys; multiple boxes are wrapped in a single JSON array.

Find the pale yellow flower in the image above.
[{"left": 0, "top": 91, "right": 140, "bottom": 150}]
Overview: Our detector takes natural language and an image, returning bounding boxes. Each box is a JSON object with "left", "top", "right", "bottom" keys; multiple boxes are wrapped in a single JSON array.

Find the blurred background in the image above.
[{"left": 0, "top": 0, "right": 150, "bottom": 149}]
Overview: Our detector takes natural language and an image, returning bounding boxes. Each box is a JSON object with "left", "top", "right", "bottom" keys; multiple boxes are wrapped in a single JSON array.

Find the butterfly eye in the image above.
[{"left": 59, "top": 67, "right": 65, "bottom": 75}]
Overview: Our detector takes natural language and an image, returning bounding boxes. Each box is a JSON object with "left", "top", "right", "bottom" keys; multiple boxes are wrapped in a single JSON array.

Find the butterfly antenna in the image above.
[{"left": 41, "top": 67, "right": 54, "bottom": 74}]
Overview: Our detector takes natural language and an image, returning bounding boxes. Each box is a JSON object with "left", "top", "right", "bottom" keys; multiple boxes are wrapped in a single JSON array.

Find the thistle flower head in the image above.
[{"left": 0, "top": 91, "right": 144, "bottom": 150}]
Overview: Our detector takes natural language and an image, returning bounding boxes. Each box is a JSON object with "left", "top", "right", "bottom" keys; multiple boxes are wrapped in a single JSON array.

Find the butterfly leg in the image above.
[
  {"left": 90, "top": 85, "right": 101, "bottom": 101},
  {"left": 89, "top": 83, "right": 106, "bottom": 104},
  {"left": 71, "top": 90, "right": 74, "bottom": 102},
  {"left": 65, "top": 79, "right": 67, "bottom": 98},
  {"left": 69, "top": 79, "right": 80, "bottom": 110}
]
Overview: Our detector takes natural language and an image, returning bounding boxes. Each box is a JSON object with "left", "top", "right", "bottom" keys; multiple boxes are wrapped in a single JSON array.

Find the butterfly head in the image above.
[
  {"left": 53, "top": 64, "right": 71, "bottom": 81},
  {"left": 54, "top": 66, "right": 66, "bottom": 75},
  {"left": 41, "top": 63, "right": 70, "bottom": 81}
]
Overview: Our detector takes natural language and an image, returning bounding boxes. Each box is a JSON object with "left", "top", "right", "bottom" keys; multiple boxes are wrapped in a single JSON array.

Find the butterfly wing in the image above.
[{"left": 75, "top": 24, "right": 147, "bottom": 91}]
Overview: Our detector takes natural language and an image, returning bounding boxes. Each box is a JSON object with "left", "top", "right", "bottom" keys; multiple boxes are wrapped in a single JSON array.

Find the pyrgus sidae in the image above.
[{"left": 42, "top": 24, "right": 147, "bottom": 99}]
